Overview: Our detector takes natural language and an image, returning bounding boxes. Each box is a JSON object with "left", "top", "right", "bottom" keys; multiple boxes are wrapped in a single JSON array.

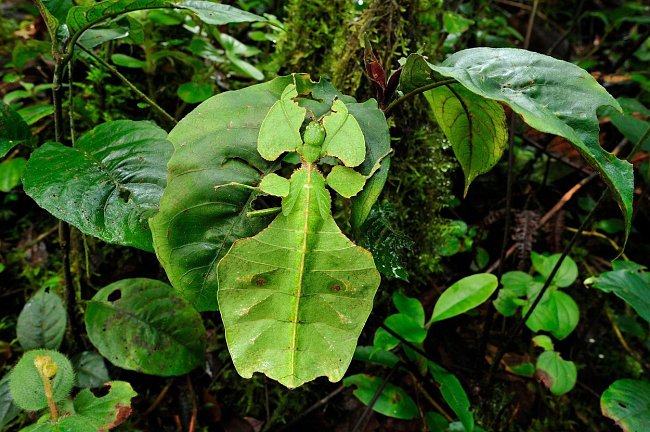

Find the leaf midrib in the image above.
[{"left": 289, "top": 164, "right": 312, "bottom": 383}]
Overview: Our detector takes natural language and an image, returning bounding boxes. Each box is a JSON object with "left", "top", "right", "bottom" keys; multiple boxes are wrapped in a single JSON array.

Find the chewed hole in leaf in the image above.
[
  {"left": 89, "top": 385, "right": 111, "bottom": 398},
  {"left": 107, "top": 289, "right": 122, "bottom": 302}
]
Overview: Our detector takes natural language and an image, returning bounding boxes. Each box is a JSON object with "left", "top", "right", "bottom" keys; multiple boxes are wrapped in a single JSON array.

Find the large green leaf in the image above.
[
  {"left": 536, "top": 351, "right": 576, "bottom": 395},
  {"left": 150, "top": 77, "right": 292, "bottom": 311},
  {"left": 429, "top": 273, "right": 498, "bottom": 324},
  {"left": 16, "top": 289, "right": 67, "bottom": 351},
  {"left": 343, "top": 374, "right": 419, "bottom": 420},
  {"left": 85, "top": 278, "right": 206, "bottom": 376},
  {"left": 425, "top": 83, "right": 507, "bottom": 195},
  {"left": 586, "top": 264, "right": 650, "bottom": 324},
  {"left": 66, "top": 0, "right": 264, "bottom": 37},
  {"left": 601, "top": 379, "right": 650, "bottom": 432},
  {"left": 217, "top": 165, "right": 381, "bottom": 388},
  {"left": 73, "top": 381, "right": 137, "bottom": 430},
  {"left": 414, "top": 49, "right": 631, "bottom": 240},
  {"left": 23, "top": 120, "right": 172, "bottom": 252},
  {"left": 0, "top": 102, "right": 31, "bottom": 158}
]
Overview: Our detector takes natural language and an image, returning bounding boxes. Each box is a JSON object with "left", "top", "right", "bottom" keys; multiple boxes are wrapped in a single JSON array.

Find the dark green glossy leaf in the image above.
[
  {"left": 72, "top": 351, "right": 110, "bottom": 388},
  {"left": 67, "top": 0, "right": 171, "bottom": 36},
  {"left": 601, "top": 379, "right": 650, "bottom": 432},
  {"left": 23, "top": 120, "right": 172, "bottom": 252},
  {"left": 0, "top": 102, "right": 31, "bottom": 158},
  {"left": 586, "top": 264, "right": 650, "bottom": 324},
  {"left": 16, "top": 289, "right": 67, "bottom": 351},
  {"left": 0, "top": 158, "right": 26, "bottom": 192},
  {"left": 42, "top": 0, "right": 73, "bottom": 24},
  {"left": 359, "top": 202, "right": 413, "bottom": 281},
  {"left": 430, "top": 273, "right": 498, "bottom": 323},
  {"left": 423, "top": 49, "right": 631, "bottom": 241},
  {"left": 85, "top": 278, "right": 206, "bottom": 376},
  {"left": 73, "top": 381, "right": 136, "bottom": 430},
  {"left": 425, "top": 82, "right": 507, "bottom": 195},
  {"left": 343, "top": 374, "right": 419, "bottom": 420},
  {"left": 536, "top": 351, "right": 576, "bottom": 395},
  {"left": 150, "top": 76, "right": 292, "bottom": 311}
]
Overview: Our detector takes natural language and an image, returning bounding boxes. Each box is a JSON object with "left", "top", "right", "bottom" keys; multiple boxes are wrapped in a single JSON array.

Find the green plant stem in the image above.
[
  {"left": 383, "top": 79, "right": 457, "bottom": 116},
  {"left": 76, "top": 43, "right": 177, "bottom": 125},
  {"left": 68, "top": 53, "right": 76, "bottom": 145},
  {"left": 247, "top": 207, "right": 281, "bottom": 218},
  {"left": 52, "top": 63, "right": 65, "bottom": 143},
  {"left": 484, "top": 190, "right": 607, "bottom": 388}
]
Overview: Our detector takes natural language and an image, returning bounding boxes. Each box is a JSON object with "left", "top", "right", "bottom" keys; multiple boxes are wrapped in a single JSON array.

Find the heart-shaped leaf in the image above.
[
  {"left": 536, "top": 351, "right": 576, "bottom": 395},
  {"left": 23, "top": 120, "right": 172, "bottom": 252}
]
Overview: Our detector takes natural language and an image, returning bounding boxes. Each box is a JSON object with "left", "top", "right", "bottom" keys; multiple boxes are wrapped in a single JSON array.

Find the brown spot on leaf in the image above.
[
  {"left": 330, "top": 284, "right": 341, "bottom": 292},
  {"left": 99, "top": 404, "right": 133, "bottom": 431},
  {"left": 255, "top": 278, "right": 267, "bottom": 286},
  {"left": 536, "top": 369, "right": 554, "bottom": 389}
]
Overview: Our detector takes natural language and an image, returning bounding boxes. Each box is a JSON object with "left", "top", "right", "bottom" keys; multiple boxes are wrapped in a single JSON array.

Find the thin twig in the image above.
[
  {"left": 276, "top": 386, "right": 345, "bottom": 432},
  {"left": 351, "top": 363, "right": 399, "bottom": 432},
  {"left": 485, "top": 190, "right": 608, "bottom": 387},
  {"left": 524, "top": 0, "right": 540, "bottom": 49},
  {"left": 76, "top": 43, "right": 177, "bottom": 125}
]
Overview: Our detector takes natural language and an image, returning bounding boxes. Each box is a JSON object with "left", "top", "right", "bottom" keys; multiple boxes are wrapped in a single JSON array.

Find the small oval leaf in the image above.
[
  {"left": 430, "top": 273, "right": 498, "bottom": 323},
  {"left": 16, "top": 289, "right": 67, "bottom": 351}
]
